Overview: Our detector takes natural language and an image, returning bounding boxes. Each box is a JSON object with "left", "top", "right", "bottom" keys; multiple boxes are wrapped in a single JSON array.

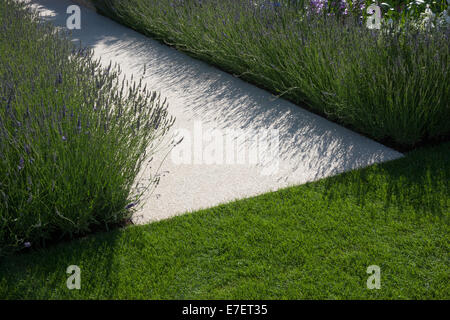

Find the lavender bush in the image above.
[
  {"left": 0, "top": 0, "right": 174, "bottom": 255},
  {"left": 92, "top": 0, "right": 449, "bottom": 148}
]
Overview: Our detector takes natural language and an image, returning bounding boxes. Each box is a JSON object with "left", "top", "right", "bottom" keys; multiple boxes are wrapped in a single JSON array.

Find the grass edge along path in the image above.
[{"left": 0, "top": 142, "right": 448, "bottom": 299}]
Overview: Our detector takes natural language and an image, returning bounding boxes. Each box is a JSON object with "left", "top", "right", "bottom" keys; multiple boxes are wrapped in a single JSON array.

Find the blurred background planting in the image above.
[
  {"left": 0, "top": 0, "right": 174, "bottom": 256},
  {"left": 92, "top": 0, "right": 449, "bottom": 148}
]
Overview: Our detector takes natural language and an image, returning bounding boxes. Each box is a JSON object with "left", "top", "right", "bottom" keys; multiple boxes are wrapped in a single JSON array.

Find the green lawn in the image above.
[{"left": 0, "top": 142, "right": 448, "bottom": 299}]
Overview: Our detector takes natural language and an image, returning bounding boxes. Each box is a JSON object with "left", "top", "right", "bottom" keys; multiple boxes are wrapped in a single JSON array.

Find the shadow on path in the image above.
[{"left": 27, "top": 0, "right": 403, "bottom": 221}]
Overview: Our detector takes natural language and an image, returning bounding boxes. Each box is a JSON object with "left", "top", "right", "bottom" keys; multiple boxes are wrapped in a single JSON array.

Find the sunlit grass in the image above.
[{"left": 0, "top": 142, "right": 448, "bottom": 299}]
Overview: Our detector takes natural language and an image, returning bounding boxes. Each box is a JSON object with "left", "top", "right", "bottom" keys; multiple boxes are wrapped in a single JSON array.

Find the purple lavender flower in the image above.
[
  {"left": 55, "top": 72, "right": 63, "bottom": 85},
  {"left": 125, "top": 203, "right": 136, "bottom": 210},
  {"left": 18, "top": 157, "right": 25, "bottom": 171},
  {"left": 310, "top": 0, "right": 328, "bottom": 14},
  {"left": 309, "top": 0, "right": 350, "bottom": 15}
]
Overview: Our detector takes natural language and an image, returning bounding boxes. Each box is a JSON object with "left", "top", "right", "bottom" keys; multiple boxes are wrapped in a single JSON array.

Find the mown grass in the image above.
[
  {"left": 0, "top": 0, "right": 174, "bottom": 255},
  {"left": 91, "top": 0, "right": 449, "bottom": 149},
  {"left": 0, "top": 142, "right": 448, "bottom": 299}
]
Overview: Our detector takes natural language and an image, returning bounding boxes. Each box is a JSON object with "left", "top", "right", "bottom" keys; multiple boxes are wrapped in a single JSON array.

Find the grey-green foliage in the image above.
[
  {"left": 0, "top": 0, "right": 174, "bottom": 255},
  {"left": 93, "top": 0, "right": 449, "bottom": 148}
]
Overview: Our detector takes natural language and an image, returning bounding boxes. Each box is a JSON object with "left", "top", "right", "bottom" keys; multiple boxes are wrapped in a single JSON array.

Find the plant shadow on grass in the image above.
[
  {"left": 319, "top": 142, "right": 450, "bottom": 220},
  {"left": 0, "top": 227, "right": 123, "bottom": 299}
]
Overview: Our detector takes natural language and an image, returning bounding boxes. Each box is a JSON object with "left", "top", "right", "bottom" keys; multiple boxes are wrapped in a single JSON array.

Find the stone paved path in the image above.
[{"left": 27, "top": 0, "right": 403, "bottom": 223}]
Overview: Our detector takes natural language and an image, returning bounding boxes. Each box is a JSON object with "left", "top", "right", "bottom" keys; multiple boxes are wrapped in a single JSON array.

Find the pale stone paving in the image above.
[{"left": 26, "top": 0, "right": 403, "bottom": 223}]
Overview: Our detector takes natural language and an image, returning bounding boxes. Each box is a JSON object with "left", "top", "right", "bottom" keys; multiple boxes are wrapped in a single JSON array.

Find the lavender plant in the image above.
[
  {"left": 0, "top": 0, "right": 174, "bottom": 255},
  {"left": 92, "top": 0, "right": 449, "bottom": 148}
]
